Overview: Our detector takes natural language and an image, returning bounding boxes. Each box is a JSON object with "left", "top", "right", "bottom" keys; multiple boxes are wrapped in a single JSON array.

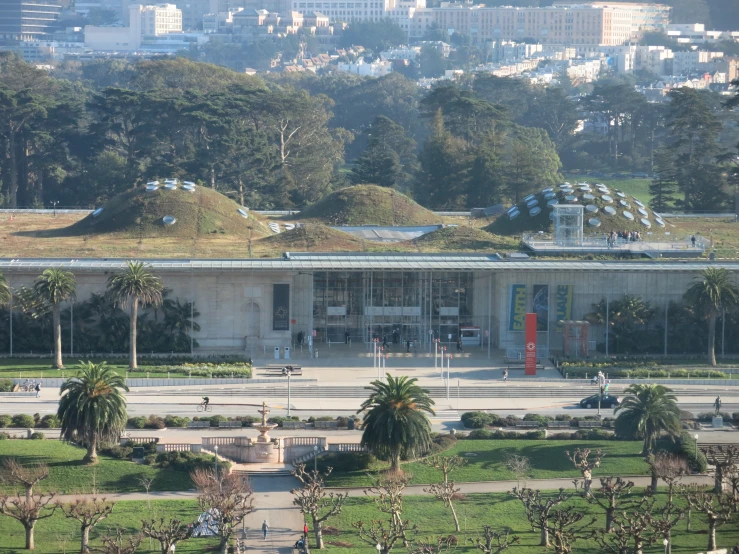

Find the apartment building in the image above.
[
  {"left": 139, "top": 3, "right": 182, "bottom": 35},
  {"left": 0, "top": 0, "right": 61, "bottom": 43},
  {"left": 85, "top": 2, "right": 182, "bottom": 49}
]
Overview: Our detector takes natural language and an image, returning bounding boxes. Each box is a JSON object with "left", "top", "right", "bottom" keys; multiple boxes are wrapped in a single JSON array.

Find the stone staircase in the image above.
[{"left": 231, "top": 463, "right": 295, "bottom": 477}]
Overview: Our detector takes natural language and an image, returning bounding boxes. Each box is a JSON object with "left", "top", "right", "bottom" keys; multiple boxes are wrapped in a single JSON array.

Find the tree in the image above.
[
  {"left": 686, "top": 489, "right": 735, "bottom": 551},
  {"left": 647, "top": 450, "right": 688, "bottom": 500},
  {"left": 358, "top": 374, "right": 435, "bottom": 472},
  {"left": 591, "top": 499, "right": 657, "bottom": 554},
  {"left": 684, "top": 267, "right": 739, "bottom": 366},
  {"left": 614, "top": 384, "right": 681, "bottom": 454},
  {"left": 339, "top": 19, "right": 406, "bottom": 52},
  {"left": 578, "top": 476, "right": 634, "bottom": 533},
  {"left": 291, "top": 464, "right": 348, "bottom": 549},
  {"left": 106, "top": 261, "right": 164, "bottom": 370},
  {"left": 547, "top": 508, "right": 594, "bottom": 554},
  {"left": 421, "top": 456, "right": 465, "bottom": 532},
  {"left": 351, "top": 140, "right": 403, "bottom": 188},
  {"left": 469, "top": 526, "right": 519, "bottom": 554},
  {"left": 649, "top": 149, "right": 678, "bottom": 212},
  {"left": 504, "top": 454, "right": 531, "bottom": 489},
  {"left": 410, "top": 536, "right": 458, "bottom": 554},
  {"left": 90, "top": 527, "right": 142, "bottom": 554},
  {"left": 191, "top": 469, "right": 254, "bottom": 554},
  {"left": 565, "top": 448, "right": 603, "bottom": 494},
  {"left": 0, "top": 272, "right": 9, "bottom": 306},
  {"left": 59, "top": 497, "right": 115, "bottom": 553},
  {"left": 57, "top": 361, "right": 129, "bottom": 464},
  {"left": 0, "top": 461, "right": 55, "bottom": 550},
  {"left": 32, "top": 268, "right": 76, "bottom": 369},
  {"left": 141, "top": 518, "right": 191, "bottom": 554},
  {"left": 419, "top": 45, "right": 446, "bottom": 79},
  {"left": 510, "top": 487, "right": 571, "bottom": 547},
  {"left": 522, "top": 87, "right": 579, "bottom": 150},
  {"left": 584, "top": 295, "right": 656, "bottom": 354},
  {"left": 352, "top": 474, "right": 415, "bottom": 554},
  {"left": 703, "top": 445, "right": 739, "bottom": 495},
  {"left": 502, "top": 126, "right": 561, "bottom": 204}
]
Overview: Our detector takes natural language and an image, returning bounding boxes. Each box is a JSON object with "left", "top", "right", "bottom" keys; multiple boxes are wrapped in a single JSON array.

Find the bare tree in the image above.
[
  {"left": 510, "top": 488, "right": 571, "bottom": 547},
  {"left": 576, "top": 476, "right": 634, "bottom": 532},
  {"left": 353, "top": 473, "right": 415, "bottom": 554},
  {"left": 59, "top": 497, "right": 115, "bottom": 553},
  {"left": 703, "top": 445, "right": 739, "bottom": 494},
  {"left": 547, "top": 509, "right": 595, "bottom": 554},
  {"left": 291, "top": 464, "right": 348, "bottom": 549},
  {"left": 137, "top": 478, "right": 155, "bottom": 512},
  {"left": 421, "top": 456, "right": 465, "bottom": 532},
  {"left": 1, "top": 460, "right": 49, "bottom": 501},
  {"left": 141, "top": 518, "right": 191, "bottom": 554},
  {"left": 504, "top": 455, "right": 531, "bottom": 489},
  {"left": 0, "top": 491, "right": 57, "bottom": 550},
  {"left": 678, "top": 483, "right": 703, "bottom": 531},
  {"left": 469, "top": 526, "right": 519, "bottom": 554},
  {"left": 686, "top": 489, "right": 735, "bottom": 551},
  {"left": 191, "top": 469, "right": 254, "bottom": 554},
  {"left": 565, "top": 448, "right": 603, "bottom": 494},
  {"left": 650, "top": 510, "right": 684, "bottom": 554},
  {"left": 649, "top": 452, "right": 688, "bottom": 505},
  {"left": 90, "top": 527, "right": 142, "bottom": 554},
  {"left": 410, "top": 536, "right": 458, "bottom": 554},
  {"left": 591, "top": 502, "right": 656, "bottom": 554}
]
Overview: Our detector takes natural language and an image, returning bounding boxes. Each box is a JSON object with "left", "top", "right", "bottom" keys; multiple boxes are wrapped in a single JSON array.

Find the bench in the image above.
[
  {"left": 263, "top": 366, "right": 303, "bottom": 376},
  {"left": 187, "top": 421, "right": 212, "bottom": 428},
  {"left": 283, "top": 421, "right": 307, "bottom": 430},
  {"left": 218, "top": 421, "right": 243, "bottom": 428},
  {"left": 546, "top": 421, "right": 572, "bottom": 429},
  {"left": 505, "top": 362, "right": 545, "bottom": 369},
  {"left": 577, "top": 420, "right": 602, "bottom": 428},
  {"left": 513, "top": 421, "right": 540, "bottom": 428},
  {"left": 314, "top": 421, "right": 339, "bottom": 429}
]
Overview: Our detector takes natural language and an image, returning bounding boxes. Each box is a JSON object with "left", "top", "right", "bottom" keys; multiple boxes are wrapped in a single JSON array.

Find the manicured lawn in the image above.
[
  {"left": 322, "top": 491, "right": 739, "bottom": 554},
  {"left": 0, "top": 358, "right": 229, "bottom": 379},
  {"left": 324, "top": 440, "right": 649, "bottom": 487},
  {"left": 0, "top": 441, "right": 194, "bottom": 494},
  {"left": 0, "top": 500, "right": 220, "bottom": 553}
]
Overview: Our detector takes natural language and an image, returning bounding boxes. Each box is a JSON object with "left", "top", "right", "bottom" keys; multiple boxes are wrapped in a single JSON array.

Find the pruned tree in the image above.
[
  {"left": 137, "top": 477, "right": 155, "bottom": 511},
  {"left": 0, "top": 491, "right": 57, "bottom": 550},
  {"left": 650, "top": 509, "right": 684, "bottom": 554},
  {"left": 577, "top": 476, "right": 634, "bottom": 532},
  {"left": 469, "top": 525, "right": 519, "bottom": 554},
  {"left": 678, "top": 483, "right": 703, "bottom": 531},
  {"left": 703, "top": 445, "right": 739, "bottom": 494},
  {"left": 191, "top": 469, "right": 254, "bottom": 554},
  {"left": 90, "top": 527, "right": 142, "bottom": 554},
  {"left": 421, "top": 456, "right": 465, "bottom": 532},
  {"left": 510, "top": 487, "right": 571, "bottom": 547},
  {"left": 565, "top": 448, "right": 603, "bottom": 493},
  {"left": 291, "top": 463, "right": 348, "bottom": 549},
  {"left": 591, "top": 502, "right": 656, "bottom": 554},
  {"left": 353, "top": 473, "right": 415, "bottom": 554},
  {"left": 547, "top": 509, "right": 595, "bottom": 554},
  {"left": 649, "top": 451, "right": 688, "bottom": 504},
  {"left": 686, "top": 489, "right": 735, "bottom": 551},
  {"left": 1, "top": 459, "right": 49, "bottom": 500},
  {"left": 410, "top": 535, "right": 458, "bottom": 554},
  {"left": 60, "top": 497, "right": 115, "bottom": 554},
  {"left": 141, "top": 518, "right": 191, "bottom": 554},
  {"left": 504, "top": 454, "right": 531, "bottom": 489}
]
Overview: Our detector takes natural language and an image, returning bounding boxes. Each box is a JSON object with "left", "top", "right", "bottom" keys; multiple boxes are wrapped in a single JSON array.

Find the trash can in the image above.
[
  {"left": 284, "top": 346, "right": 290, "bottom": 360},
  {"left": 347, "top": 418, "right": 355, "bottom": 431},
  {"left": 274, "top": 346, "right": 280, "bottom": 360}
]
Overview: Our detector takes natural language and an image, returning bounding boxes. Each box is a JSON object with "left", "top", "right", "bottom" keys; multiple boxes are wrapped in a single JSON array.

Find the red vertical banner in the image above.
[{"left": 525, "top": 313, "right": 537, "bottom": 375}]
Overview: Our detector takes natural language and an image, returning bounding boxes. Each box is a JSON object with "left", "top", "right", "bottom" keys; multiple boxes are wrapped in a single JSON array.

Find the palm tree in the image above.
[
  {"left": 614, "top": 384, "right": 681, "bottom": 455},
  {"left": 0, "top": 271, "right": 9, "bottom": 306},
  {"left": 358, "top": 374, "right": 435, "bottom": 472},
  {"left": 684, "top": 267, "right": 739, "bottom": 366},
  {"left": 106, "top": 261, "right": 163, "bottom": 369},
  {"left": 57, "top": 362, "right": 129, "bottom": 464},
  {"left": 32, "top": 268, "right": 76, "bottom": 369}
]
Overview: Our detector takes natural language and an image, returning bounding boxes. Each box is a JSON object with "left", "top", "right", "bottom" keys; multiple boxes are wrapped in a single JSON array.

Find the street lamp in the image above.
[
  {"left": 313, "top": 445, "right": 318, "bottom": 472},
  {"left": 52, "top": 200, "right": 58, "bottom": 217},
  {"left": 694, "top": 433, "right": 699, "bottom": 460},
  {"left": 376, "top": 544, "right": 382, "bottom": 554},
  {"left": 663, "top": 538, "right": 668, "bottom": 554},
  {"left": 287, "top": 370, "right": 291, "bottom": 418},
  {"left": 214, "top": 445, "right": 219, "bottom": 477}
]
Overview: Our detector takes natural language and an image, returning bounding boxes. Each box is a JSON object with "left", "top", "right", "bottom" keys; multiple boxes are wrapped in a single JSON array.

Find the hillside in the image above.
[
  {"left": 413, "top": 226, "right": 518, "bottom": 252},
  {"left": 293, "top": 185, "right": 440, "bottom": 226},
  {"left": 255, "top": 223, "right": 367, "bottom": 256}
]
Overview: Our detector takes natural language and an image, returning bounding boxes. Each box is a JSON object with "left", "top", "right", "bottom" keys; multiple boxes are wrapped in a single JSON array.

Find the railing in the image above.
[
  {"left": 123, "top": 436, "right": 160, "bottom": 444},
  {"left": 202, "top": 437, "right": 237, "bottom": 446},
  {"left": 329, "top": 443, "right": 367, "bottom": 453},
  {"left": 158, "top": 443, "right": 196, "bottom": 452},
  {"left": 284, "top": 437, "right": 323, "bottom": 447}
]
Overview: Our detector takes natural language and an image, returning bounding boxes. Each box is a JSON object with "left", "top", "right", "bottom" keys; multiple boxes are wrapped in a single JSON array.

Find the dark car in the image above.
[{"left": 579, "top": 395, "right": 620, "bottom": 409}]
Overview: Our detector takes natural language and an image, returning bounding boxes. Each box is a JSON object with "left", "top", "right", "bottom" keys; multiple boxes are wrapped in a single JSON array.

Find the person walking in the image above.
[
  {"left": 456, "top": 338, "right": 464, "bottom": 353},
  {"left": 262, "top": 520, "right": 269, "bottom": 540},
  {"left": 382, "top": 335, "right": 389, "bottom": 349},
  {"left": 691, "top": 235, "right": 696, "bottom": 248},
  {"left": 502, "top": 368, "right": 508, "bottom": 382},
  {"left": 344, "top": 330, "right": 349, "bottom": 344},
  {"left": 303, "top": 522, "right": 309, "bottom": 541},
  {"left": 35, "top": 383, "right": 41, "bottom": 398}
]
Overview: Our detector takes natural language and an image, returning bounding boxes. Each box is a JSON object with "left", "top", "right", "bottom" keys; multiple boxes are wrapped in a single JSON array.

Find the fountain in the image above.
[{"left": 253, "top": 401, "right": 280, "bottom": 461}]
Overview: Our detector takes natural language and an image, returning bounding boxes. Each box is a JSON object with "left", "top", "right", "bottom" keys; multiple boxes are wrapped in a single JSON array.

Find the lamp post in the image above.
[
  {"left": 663, "top": 538, "right": 668, "bottom": 554},
  {"left": 52, "top": 200, "right": 58, "bottom": 217},
  {"left": 694, "top": 433, "right": 699, "bottom": 459},
  {"left": 313, "top": 445, "right": 318, "bottom": 472},
  {"left": 376, "top": 543, "right": 382, "bottom": 554},
  {"left": 214, "top": 445, "right": 219, "bottom": 478},
  {"left": 287, "top": 370, "right": 291, "bottom": 417}
]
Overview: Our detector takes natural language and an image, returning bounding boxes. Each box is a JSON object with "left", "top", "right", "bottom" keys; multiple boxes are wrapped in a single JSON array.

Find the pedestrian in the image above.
[
  {"left": 691, "top": 235, "right": 696, "bottom": 248},
  {"left": 382, "top": 334, "right": 388, "bottom": 349},
  {"left": 262, "top": 520, "right": 269, "bottom": 540},
  {"left": 344, "top": 330, "right": 349, "bottom": 344},
  {"left": 35, "top": 383, "right": 41, "bottom": 398},
  {"left": 406, "top": 339, "right": 410, "bottom": 353},
  {"left": 303, "top": 522, "right": 309, "bottom": 541},
  {"left": 456, "top": 338, "right": 463, "bottom": 353},
  {"left": 503, "top": 368, "right": 508, "bottom": 382},
  {"left": 297, "top": 331, "right": 304, "bottom": 346}
]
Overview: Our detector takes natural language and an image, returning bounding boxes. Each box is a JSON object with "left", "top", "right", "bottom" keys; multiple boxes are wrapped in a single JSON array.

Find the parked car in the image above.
[{"left": 579, "top": 394, "right": 620, "bottom": 409}]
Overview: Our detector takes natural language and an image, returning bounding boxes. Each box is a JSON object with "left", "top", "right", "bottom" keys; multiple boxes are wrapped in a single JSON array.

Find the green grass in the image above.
[
  {"left": 0, "top": 500, "right": 220, "bottom": 553},
  {"left": 324, "top": 440, "right": 649, "bottom": 487},
  {"left": 595, "top": 178, "right": 653, "bottom": 205},
  {"left": 321, "top": 490, "right": 739, "bottom": 554},
  {"left": 0, "top": 441, "right": 194, "bottom": 494},
  {"left": 413, "top": 226, "right": 519, "bottom": 252}
]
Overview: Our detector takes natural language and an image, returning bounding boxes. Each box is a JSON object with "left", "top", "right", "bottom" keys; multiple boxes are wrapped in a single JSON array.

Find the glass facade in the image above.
[{"left": 312, "top": 271, "right": 474, "bottom": 345}]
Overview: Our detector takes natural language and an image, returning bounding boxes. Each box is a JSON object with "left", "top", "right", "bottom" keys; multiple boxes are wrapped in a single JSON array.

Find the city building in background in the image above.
[
  {"left": 0, "top": 0, "right": 62, "bottom": 43},
  {"left": 85, "top": 3, "right": 182, "bottom": 50}
]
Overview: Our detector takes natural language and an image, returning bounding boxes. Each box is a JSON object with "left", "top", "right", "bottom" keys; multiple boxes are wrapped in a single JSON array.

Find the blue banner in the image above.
[
  {"left": 509, "top": 284, "right": 526, "bottom": 332},
  {"left": 555, "top": 285, "right": 574, "bottom": 330}
]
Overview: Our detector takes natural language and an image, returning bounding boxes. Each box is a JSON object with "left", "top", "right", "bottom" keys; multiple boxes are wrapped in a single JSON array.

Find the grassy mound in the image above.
[
  {"left": 257, "top": 223, "right": 367, "bottom": 254},
  {"left": 413, "top": 226, "right": 518, "bottom": 252},
  {"left": 64, "top": 186, "right": 269, "bottom": 238},
  {"left": 293, "top": 185, "right": 439, "bottom": 226}
]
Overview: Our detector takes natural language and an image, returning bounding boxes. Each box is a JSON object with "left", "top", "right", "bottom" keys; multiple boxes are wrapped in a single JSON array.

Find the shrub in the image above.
[
  {"left": 145, "top": 415, "right": 166, "bottom": 430},
  {"left": 0, "top": 415, "right": 12, "bottom": 428},
  {"left": 676, "top": 431, "right": 707, "bottom": 473},
  {"left": 127, "top": 416, "right": 147, "bottom": 429},
  {"left": 523, "top": 430, "right": 546, "bottom": 440},
  {"left": 11, "top": 414, "right": 35, "bottom": 428},
  {"left": 461, "top": 411, "right": 494, "bottom": 429},
  {"left": 231, "top": 416, "right": 257, "bottom": 427},
  {"left": 697, "top": 412, "right": 731, "bottom": 422},
  {"left": 548, "top": 432, "right": 575, "bottom": 440},
  {"left": 163, "top": 415, "right": 191, "bottom": 428},
  {"left": 103, "top": 446, "right": 134, "bottom": 459},
  {"left": 585, "top": 429, "right": 614, "bottom": 440},
  {"left": 554, "top": 415, "right": 572, "bottom": 422},
  {"left": 155, "top": 451, "right": 232, "bottom": 473},
  {"left": 466, "top": 429, "right": 493, "bottom": 440},
  {"left": 0, "top": 433, "right": 9, "bottom": 440},
  {"left": 523, "top": 414, "right": 552, "bottom": 424},
  {"left": 268, "top": 416, "right": 299, "bottom": 427},
  {"left": 317, "top": 452, "right": 375, "bottom": 473},
  {"left": 0, "top": 379, "right": 14, "bottom": 392},
  {"left": 733, "top": 412, "right": 739, "bottom": 423},
  {"left": 29, "top": 432, "right": 44, "bottom": 440},
  {"left": 38, "top": 415, "right": 60, "bottom": 428}
]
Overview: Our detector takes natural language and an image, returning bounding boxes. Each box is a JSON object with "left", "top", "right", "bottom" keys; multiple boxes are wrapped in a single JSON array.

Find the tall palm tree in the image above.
[
  {"left": 106, "top": 261, "right": 163, "bottom": 369},
  {"left": 358, "top": 374, "right": 435, "bottom": 472},
  {"left": 684, "top": 267, "right": 739, "bottom": 366},
  {"left": 614, "top": 384, "right": 681, "bottom": 455},
  {"left": 57, "top": 362, "right": 129, "bottom": 464},
  {"left": 32, "top": 268, "right": 76, "bottom": 369},
  {"left": 0, "top": 271, "right": 9, "bottom": 306}
]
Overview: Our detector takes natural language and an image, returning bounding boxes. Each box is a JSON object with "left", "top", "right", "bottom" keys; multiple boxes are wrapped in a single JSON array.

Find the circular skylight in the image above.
[
  {"left": 641, "top": 218, "right": 651, "bottom": 227},
  {"left": 655, "top": 219, "right": 665, "bottom": 227},
  {"left": 544, "top": 192, "right": 556, "bottom": 200},
  {"left": 164, "top": 184, "right": 177, "bottom": 191},
  {"left": 183, "top": 181, "right": 196, "bottom": 186},
  {"left": 146, "top": 181, "right": 159, "bottom": 186},
  {"left": 623, "top": 211, "right": 634, "bottom": 220},
  {"left": 604, "top": 206, "right": 616, "bottom": 215},
  {"left": 583, "top": 193, "right": 595, "bottom": 200},
  {"left": 238, "top": 208, "right": 249, "bottom": 218},
  {"left": 565, "top": 195, "right": 577, "bottom": 202},
  {"left": 585, "top": 204, "right": 598, "bottom": 212},
  {"left": 509, "top": 209, "right": 520, "bottom": 220},
  {"left": 526, "top": 199, "right": 538, "bottom": 208},
  {"left": 163, "top": 216, "right": 176, "bottom": 225},
  {"left": 182, "top": 185, "right": 195, "bottom": 192},
  {"left": 638, "top": 208, "right": 648, "bottom": 217},
  {"left": 616, "top": 192, "right": 626, "bottom": 198},
  {"left": 634, "top": 199, "right": 645, "bottom": 207},
  {"left": 92, "top": 208, "right": 103, "bottom": 217},
  {"left": 547, "top": 199, "right": 558, "bottom": 207},
  {"left": 602, "top": 195, "right": 613, "bottom": 203},
  {"left": 145, "top": 184, "right": 159, "bottom": 192},
  {"left": 529, "top": 207, "right": 541, "bottom": 217},
  {"left": 542, "top": 188, "right": 553, "bottom": 193},
  {"left": 619, "top": 200, "right": 630, "bottom": 207},
  {"left": 588, "top": 218, "right": 601, "bottom": 227},
  {"left": 523, "top": 194, "right": 535, "bottom": 202}
]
